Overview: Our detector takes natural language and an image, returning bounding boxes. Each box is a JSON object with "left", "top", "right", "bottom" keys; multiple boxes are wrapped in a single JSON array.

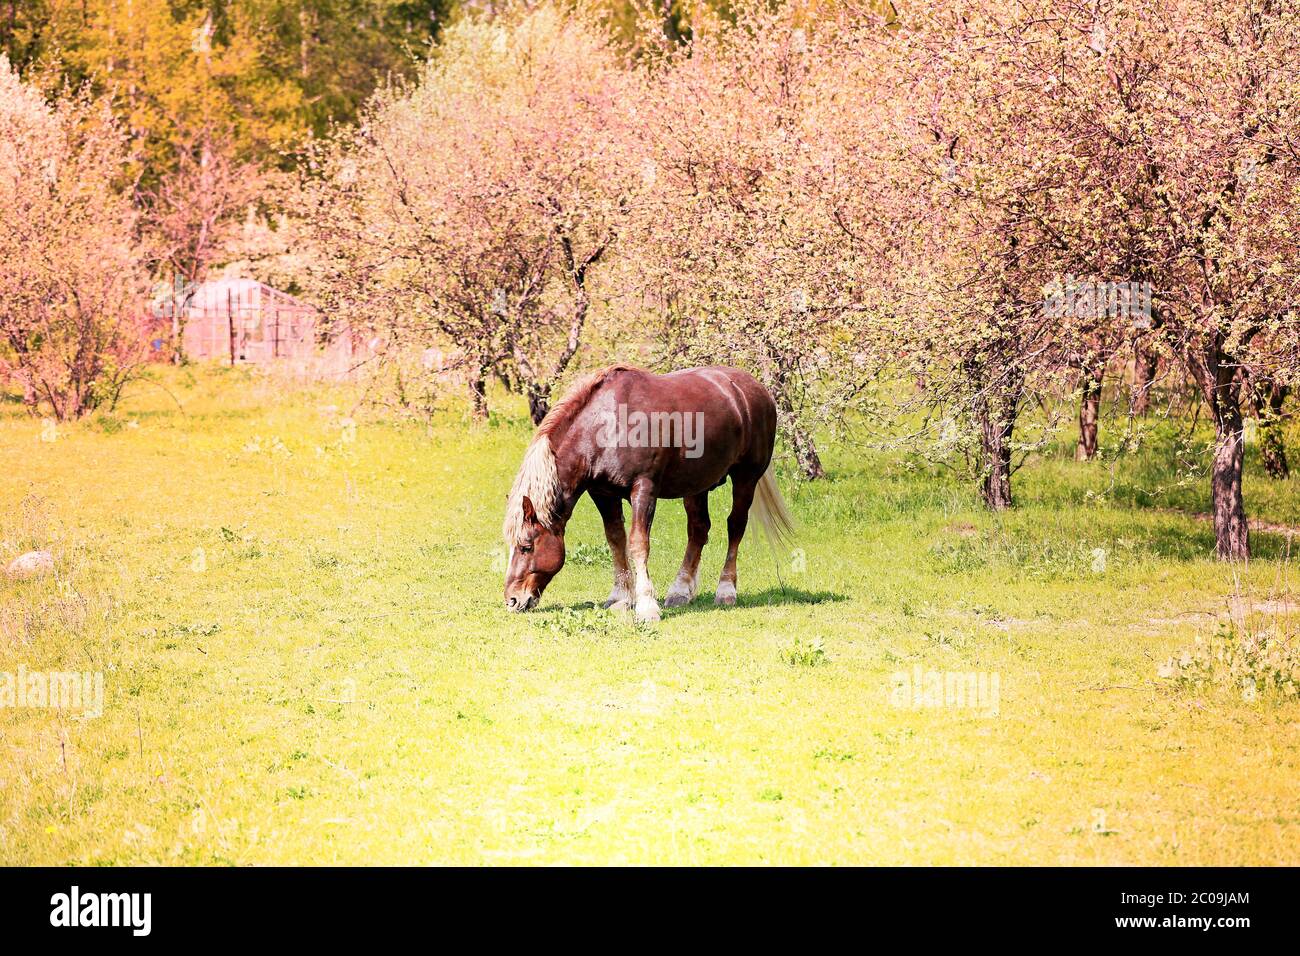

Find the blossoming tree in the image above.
[
  {"left": 304, "top": 4, "right": 641, "bottom": 422},
  {"left": 0, "top": 57, "right": 148, "bottom": 419}
]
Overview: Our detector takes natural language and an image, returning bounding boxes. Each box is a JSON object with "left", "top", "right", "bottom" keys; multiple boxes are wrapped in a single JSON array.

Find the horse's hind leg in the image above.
[
  {"left": 716, "top": 472, "right": 758, "bottom": 606},
  {"left": 592, "top": 492, "right": 632, "bottom": 611},
  {"left": 664, "top": 492, "right": 709, "bottom": 608}
]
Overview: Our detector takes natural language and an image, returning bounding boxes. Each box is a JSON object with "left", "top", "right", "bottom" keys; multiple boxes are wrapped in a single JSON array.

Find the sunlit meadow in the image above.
[{"left": 1, "top": 366, "right": 1297, "bottom": 865}]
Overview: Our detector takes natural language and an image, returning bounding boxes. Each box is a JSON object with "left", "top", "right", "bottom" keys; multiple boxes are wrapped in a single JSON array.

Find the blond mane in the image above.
[{"left": 502, "top": 366, "right": 633, "bottom": 545}]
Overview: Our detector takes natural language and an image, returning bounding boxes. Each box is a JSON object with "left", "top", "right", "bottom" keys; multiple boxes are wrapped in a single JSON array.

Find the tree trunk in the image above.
[
  {"left": 1251, "top": 380, "right": 1289, "bottom": 480},
  {"left": 1131, "top": 343, "right": 1158, "bottom": 416},
  {"left": 1211, "top": 396, "right": 1250, "bottom": 561},
  {"left": 1187, "top": 339, "right": 1252, "bottom": 561},
  {"left": 978, "top": 411, "right": 1014, "bottom": 510},
  {"left": 20, "top": 374, "right": 38, "bottom": 412},
  {"left": 773, "top": 384, "right": 825, "bottom": 479},
  {"left": 973, "top": 370, "right": 1022, "bottom": 511},
  {"left": 789, "top": 423, "right": 825, "bottom": 480},
  {"left": 526, "top": 387, "right": 549, "bottom": 426},
  {"left": 1076, "top": 362, "right": 1104, "bottom": 461},
  {"left": 468, "top": 365, "right": 488, "bottom": 422}
]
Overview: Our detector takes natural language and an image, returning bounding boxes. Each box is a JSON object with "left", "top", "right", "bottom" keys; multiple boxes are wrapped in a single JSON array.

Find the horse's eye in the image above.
[{"left": 519, "top": 545, "right": 533, "bottom": 554}]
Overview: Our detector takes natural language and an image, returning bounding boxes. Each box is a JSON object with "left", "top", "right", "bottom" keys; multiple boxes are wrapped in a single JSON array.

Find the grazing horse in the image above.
[{"left": 503, "top": 365, "right": 795, "bottom": 622}]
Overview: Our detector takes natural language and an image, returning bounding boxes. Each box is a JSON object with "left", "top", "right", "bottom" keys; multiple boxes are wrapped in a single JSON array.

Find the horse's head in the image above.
[{"left": 504, "top": 495, "right": 565, "bottom": 611}]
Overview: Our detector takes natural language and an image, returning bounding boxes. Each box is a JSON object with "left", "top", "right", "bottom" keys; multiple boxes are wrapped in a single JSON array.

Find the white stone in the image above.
[{"left": 7, "top": 550, "right": 54, "bottom": 580}]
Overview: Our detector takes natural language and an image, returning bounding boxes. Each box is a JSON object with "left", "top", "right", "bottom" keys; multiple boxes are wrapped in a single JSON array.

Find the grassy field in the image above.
[{"left": 2, "top": 365, "right": 1299, "bottom": 865}]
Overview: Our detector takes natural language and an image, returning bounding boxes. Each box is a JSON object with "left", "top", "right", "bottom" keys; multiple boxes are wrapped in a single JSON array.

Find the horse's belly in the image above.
[
  {"left": 587, "top": 453, "right": 733, "bottom": 500},
  {"left": 654, "top": 461, "right": 733, "bottom": 499}
]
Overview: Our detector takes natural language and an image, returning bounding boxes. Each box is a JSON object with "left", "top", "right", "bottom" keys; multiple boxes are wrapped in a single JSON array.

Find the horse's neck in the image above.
[{"left": 547, "top": 419, "right": 589, "bottom": 522}]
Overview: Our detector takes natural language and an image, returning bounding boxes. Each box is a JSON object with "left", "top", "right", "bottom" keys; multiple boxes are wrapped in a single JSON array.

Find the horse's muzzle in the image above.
[{"left": 506, "top": 593, "right": 537, "bottom": 612}]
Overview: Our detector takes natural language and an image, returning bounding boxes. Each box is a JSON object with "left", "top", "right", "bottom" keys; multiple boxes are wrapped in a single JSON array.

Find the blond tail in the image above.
[{"left": 752, "top": 463, "right": 796, "bottom": 556}]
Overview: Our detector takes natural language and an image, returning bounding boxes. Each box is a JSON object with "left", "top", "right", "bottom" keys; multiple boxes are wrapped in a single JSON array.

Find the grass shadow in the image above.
[
  {"left": 530, "top": 600, "right": 602, "bottom": 615},
  {"left": 1135, "top": 515, "right": 1297, "bottom": 562},
  {"left": 664, "top": 586, "right": 848, "bottom": 616},
  {"left": 534, "top": 586, "right": 847, "bottom": 620}
]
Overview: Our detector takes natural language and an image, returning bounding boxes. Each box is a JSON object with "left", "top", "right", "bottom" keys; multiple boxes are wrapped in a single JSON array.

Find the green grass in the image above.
[{"left": 1, "top": 365, "right": 1298, "bottom": 865}]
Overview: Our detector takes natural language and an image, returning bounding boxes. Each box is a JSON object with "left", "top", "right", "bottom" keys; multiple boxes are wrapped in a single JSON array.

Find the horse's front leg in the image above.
[
  {"left": 628, "top": 478, "right": 660, "bottom": 623},
  {"left": 591, "top": 492, "right": 632, "bottom": 611},
  {"left": 717, "top": 472, "right": 757, "bottom": 606},
  {"left": 664, "top": 492, "right": 709, "bottom": 608}
]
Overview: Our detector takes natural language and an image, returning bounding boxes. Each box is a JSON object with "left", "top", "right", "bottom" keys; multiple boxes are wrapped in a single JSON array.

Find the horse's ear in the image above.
[{"left": 521, "top": 495, "right": 537, "bottom": 524}]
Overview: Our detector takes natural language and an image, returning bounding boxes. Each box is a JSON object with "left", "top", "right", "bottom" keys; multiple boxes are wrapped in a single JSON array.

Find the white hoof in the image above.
[
  {"left": 635, "top": 596, "right": 661, "bottom": 623},
  {"left": 715, "top": 581, "right": 737, "bottom": 606},
  {"left": 602, "top": 590, "right": 632, "bottom": 611},
  {"left": 663, "top": 579, "right": 696, "bottom": 608}
]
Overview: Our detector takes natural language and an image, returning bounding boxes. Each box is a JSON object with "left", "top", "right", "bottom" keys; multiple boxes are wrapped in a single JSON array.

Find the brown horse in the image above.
[{"left": 503, "top": 365, "right": 795, "bottom": 622}]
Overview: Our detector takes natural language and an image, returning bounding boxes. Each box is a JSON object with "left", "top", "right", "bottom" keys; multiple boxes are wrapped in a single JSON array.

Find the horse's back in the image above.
[
  {"left": 660, "top": 366, "right": 773, "bottom": 412},
  {"left": 574, "top": 364, "right": 777, "bottom": 499},
  {"left": 657, "top": 365, "right": 777, "bottom": 473}
]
